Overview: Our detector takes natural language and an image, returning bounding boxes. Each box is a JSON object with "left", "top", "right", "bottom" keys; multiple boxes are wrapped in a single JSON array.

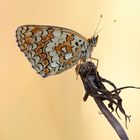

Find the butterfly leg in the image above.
[
  {"left": 90, "top": 57, "right": 99, "bottom": 69},
  {"left": 75, "top": 58, "right": 83, "bottom": 79}
]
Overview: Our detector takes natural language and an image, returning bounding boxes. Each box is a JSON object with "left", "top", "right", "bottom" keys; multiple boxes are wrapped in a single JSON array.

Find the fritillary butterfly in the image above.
[{"left": 16, "top": 25, "right": 98, "bottom": 77}]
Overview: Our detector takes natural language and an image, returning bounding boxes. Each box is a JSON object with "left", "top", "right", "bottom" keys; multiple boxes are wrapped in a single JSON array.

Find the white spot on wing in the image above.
[
  {"left": 29, "top": 58, "right": 35, "bottom": 66},
  {"left": 65, "top": 53, "right": 72, "bottom": 60},
  {"left": 53, "top": 30, "right": 61, "bottom": 38},
  {"left": 27, "top": 51, "right": 35, "bottom": 59},
  {"left": 49, "top": 51, "right": 59, "bottom": 61},
  {"left": 45, "top": 42, "right": 55, "bottom": 52},
  {"left": 32, "top": 43, "right": 37, "bottom": 50},
  {"left": 61, "top": 47, "right": 66, "bottom": 53},
  {"left": 61, "top": 32, "right": 67, "bottom": 40},
  {"left": 49, "top": 51, "right": 57, "bottom": 56},
  {"left": 42, "top": 29, "right": 48, "bottom": 35},
  {"left": 51, "top": 38, "right": 59, "bottom": 43},
  {"left": 21, "top": 26, "right": 28, "bottom": 33},
  {"left": 31, "top": 51, "right": 36, "bottom": 57},
  {"left": 28, "top": 44, "right": 37, "bottom": 51},
  {"left": 32, "top": 36, "right": 42, "bottom": 43},
  {"left": 50, "top": 61, "right": 59, "bottom": 68},
  {"left": 33, "top": 56, "right": 40, "bottom": 65},
  {"left": 34, "top": 64, "right": 43, "bottom": 72},
  {"left": 24, "top": 31, "right": 32, "bottom": 36}
]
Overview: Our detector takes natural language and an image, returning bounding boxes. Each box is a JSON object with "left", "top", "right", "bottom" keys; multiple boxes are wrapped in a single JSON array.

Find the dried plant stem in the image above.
[{"left": 77, "top": 61, "right": 139, "bottom": 140}]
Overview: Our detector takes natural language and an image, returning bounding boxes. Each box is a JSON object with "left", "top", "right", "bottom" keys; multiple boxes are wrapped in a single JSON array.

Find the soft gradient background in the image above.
[{"left": 0, "top": 0, "right": 140, "bottom": 140}]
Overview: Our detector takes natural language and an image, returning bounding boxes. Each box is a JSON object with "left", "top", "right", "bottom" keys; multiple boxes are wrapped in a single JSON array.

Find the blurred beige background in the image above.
[{"left": 0, "top": 0, "right": 140, "bottom": 140}]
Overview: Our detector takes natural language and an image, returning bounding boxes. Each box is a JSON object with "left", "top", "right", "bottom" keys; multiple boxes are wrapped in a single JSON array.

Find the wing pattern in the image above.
[{"left": 16, "top": 25, "right": 89, "bottom": 77}]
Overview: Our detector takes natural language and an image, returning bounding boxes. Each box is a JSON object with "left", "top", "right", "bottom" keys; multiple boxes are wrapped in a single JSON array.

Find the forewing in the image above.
[{"left": 16, "top": 25, "right": 89, "bottom": 77}]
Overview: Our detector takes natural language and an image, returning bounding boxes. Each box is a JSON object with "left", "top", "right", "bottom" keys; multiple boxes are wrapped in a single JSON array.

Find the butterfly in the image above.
[{"left": 16, "top": 25, "right": 98, "bottom": 77}]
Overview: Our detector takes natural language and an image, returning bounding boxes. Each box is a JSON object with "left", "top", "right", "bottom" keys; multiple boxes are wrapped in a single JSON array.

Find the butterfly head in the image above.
[
  {"left": 88, "top": 35, "right": 99, "bottom": 53},
  {"left": 89, "top": 35, "right": 98, "bottom": 47}
]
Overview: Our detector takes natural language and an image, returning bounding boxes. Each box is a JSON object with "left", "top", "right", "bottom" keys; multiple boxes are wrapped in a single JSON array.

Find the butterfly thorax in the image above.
[{"left": 82, "top": 35, "right": 98, "bottom": 61}]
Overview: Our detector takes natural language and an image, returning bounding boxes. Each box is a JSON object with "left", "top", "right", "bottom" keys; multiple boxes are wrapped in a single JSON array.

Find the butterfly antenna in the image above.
[
  {"left": 94, "top": 19, "right": 117, "bottom": 36},
  {"left": 93, "top": 14, "right": 103, "bottom": 36}
]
